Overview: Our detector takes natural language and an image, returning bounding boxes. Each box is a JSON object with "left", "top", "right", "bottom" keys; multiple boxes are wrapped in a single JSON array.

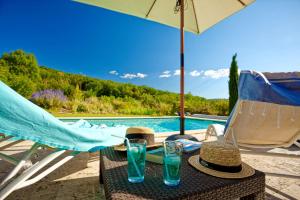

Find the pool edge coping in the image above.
[{"left": 58, "top": 116, "right": 227, "bottom": 123}]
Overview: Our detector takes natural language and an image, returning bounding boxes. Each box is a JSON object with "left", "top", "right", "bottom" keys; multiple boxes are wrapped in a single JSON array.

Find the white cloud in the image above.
[
  {"left": 120, "top": 73, "right": 147, "bottom": 79},
  {"left": 189, "top": 70, "right": 203, "bottom": 77},
  {"left": 136, "top": 73, "right": 147, "bottom": 78},
  {"left": 174, "top": 69, "right": 181, "bottom": 76},
  {"left": 203, "top": 68, "right": 229, "bottom": 79},
  {"left": 109, "top": 70, "right": 119, "bottom": 75},
  {"left": 159, "top": 74, "right": 171, "bottom": 78},
  {"left": 159, "top": 70, "right": 171, "bottom": 78}
]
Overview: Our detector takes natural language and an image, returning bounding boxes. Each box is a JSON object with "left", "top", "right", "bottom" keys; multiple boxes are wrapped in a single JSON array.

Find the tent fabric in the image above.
[
  {"left": 0, "top": 81, "right": 126, "bottom": 152},
  {"left": 225, "top": 70, "right": 300, "bottom": 148},
  {"left": 74, "top": 0, "right": 255, "bottom": 34}
]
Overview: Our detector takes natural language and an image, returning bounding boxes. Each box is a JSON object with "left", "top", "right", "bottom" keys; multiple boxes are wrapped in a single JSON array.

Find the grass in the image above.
[{"left": 51, "top": 112, "right": 161, "bottom": 118}]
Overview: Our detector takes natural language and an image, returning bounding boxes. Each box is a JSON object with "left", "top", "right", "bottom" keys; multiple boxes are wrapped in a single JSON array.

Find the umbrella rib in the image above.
[
  {"left": 191, "top": 0, "right": 200, "bottom": 34},
  {"left": 145, "top": 0, "right": 157, "bottom": 18},
  {"left": 237, "top": 0, "right": 246, "bottom": 7}
]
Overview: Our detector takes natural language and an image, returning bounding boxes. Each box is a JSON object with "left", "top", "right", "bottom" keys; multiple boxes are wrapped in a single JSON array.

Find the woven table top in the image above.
[{"left": 100, "top": 147, "right": 265, "bottom": 200}]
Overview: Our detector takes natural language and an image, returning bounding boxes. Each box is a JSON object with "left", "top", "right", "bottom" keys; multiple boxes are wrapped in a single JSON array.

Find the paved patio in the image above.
[{"left": 1, "top": 133, "right": 299, "bottom": 200}]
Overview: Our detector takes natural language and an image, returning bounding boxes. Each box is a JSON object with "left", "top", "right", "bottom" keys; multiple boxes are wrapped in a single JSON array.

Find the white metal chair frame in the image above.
[
  {"left": 205, "top": 124, "right": 300, "bottom": 159},
  {"left": 0, "top": 134, "right": 79, "bottom": 200}
]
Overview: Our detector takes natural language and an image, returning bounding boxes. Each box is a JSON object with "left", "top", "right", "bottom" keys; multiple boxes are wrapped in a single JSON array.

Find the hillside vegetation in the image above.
[{"left": 0, "top": 50, "right": 229, "bottom": 116}]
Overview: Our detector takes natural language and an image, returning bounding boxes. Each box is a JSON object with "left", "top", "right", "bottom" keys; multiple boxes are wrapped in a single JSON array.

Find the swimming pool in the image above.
[{"left": 61, "top": 117, "right": 226, "bottom": 133}]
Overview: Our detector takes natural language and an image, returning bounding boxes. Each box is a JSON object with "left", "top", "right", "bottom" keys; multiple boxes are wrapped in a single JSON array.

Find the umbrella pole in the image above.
[
  {"left": 166, "top": 0, "right": 198, "bottom": 141},
  {"left": 180, "top": 0, "right": 185, "bottom": 135}
]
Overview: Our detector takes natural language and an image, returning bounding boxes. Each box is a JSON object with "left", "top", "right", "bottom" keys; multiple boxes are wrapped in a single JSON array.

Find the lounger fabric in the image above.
[
  {"left": 238, "top": 71, "right": 300, "bottom": 106},
  {"left": 0, "top": 81, "right": 126, "bottom": 152},
  {"left": 225, "top": 71, "right": 300, "bottom": 148}
]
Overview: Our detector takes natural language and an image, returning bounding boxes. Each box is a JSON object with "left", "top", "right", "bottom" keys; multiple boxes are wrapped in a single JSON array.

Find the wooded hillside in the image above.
[{"left": 0, "top": 50, "right": 228, "bottom": 116}]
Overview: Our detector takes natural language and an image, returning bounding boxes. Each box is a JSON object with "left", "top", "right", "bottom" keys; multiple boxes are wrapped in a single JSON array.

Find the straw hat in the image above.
[
  {"left": 114, "top": 127, "right": 161, "bottom": 151},
  {"left": 188, "top": 141, "right": 255, "bottom": 179}
]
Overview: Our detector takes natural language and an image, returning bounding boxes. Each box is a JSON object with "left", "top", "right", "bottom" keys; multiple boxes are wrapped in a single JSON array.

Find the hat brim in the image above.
[
  {"left": 113, "top": 143, "right": 162, "bottom": 152},
  {"left": 188, "top": 155, "right": 255, "bottom": 179}
]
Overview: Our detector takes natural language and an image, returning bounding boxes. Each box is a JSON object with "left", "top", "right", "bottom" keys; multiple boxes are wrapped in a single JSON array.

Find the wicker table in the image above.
[{"left": 100, "top": 148, "right": 265, "bottom": 200}]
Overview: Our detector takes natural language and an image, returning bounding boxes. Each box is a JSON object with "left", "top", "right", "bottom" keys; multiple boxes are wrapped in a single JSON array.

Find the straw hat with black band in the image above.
[
  {"left": 188, "top": 141, "right": 255, "bottom": 179},
  {"left": 114, "top": 127, "right": 161, "bottom": 151}
]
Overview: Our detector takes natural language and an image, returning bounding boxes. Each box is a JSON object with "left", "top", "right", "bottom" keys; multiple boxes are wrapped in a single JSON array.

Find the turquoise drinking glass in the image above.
[
  {"left": 126, "top": 139, "right": 147, "bottom": 183},
  {"left": 163, "top": 141, "right": 183, "bottom": 186}
]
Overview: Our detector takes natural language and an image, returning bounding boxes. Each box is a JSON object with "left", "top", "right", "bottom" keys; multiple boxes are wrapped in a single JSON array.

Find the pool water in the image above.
[{"left": 61, "top": 117, "right": 225, "bottom": 133}]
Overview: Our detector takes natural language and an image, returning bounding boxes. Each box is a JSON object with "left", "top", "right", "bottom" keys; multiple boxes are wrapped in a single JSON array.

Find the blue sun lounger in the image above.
[
  {"left": 0, "top": 81, "right": 126, "bottom": 199},
  {"left": 205, "top": 70, "right": 300, "bottom": 158}
]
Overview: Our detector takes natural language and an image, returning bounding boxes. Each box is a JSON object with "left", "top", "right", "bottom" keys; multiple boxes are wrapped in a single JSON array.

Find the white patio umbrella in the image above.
[{"left": 74, "top": 0, "right": 255, "bottom": 139}]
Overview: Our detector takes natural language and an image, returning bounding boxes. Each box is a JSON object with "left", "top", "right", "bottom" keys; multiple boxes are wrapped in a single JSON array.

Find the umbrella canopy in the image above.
[
  {"left": 74, "top": 0, "right": 255, "bottom": 136},
  {"left": 74, "top": 0, "right": 254, "bottom": 34}
]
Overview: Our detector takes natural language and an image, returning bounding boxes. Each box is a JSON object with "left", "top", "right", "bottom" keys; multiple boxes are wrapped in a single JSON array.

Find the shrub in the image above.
[
  {"left": 31, "top": 89, "right": 67, "bottom": 109},
  {"left": 77, "top": 104, "right": 88, "bottom": 112},
  {"left": 9, "top": 75, "right": 36, "bottom": 98}
]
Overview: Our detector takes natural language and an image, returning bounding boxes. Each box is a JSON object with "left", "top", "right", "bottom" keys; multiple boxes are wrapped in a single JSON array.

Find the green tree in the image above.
[
  {"left": 228, "top": 53, "right": 239, "bottom": 114},
  {"left": 1, "top": 50, "right": 40, "bottom": 80},
  {"left": 9, "top": 75, "right": 36, "bottom": 98},
  {"left": 0, "top": 64, "right": 9, "bottom": 83}
]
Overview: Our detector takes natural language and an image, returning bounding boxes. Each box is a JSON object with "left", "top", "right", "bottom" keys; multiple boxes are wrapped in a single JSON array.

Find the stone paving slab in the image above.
[{"left": 1, "top": 134, "right": 299, "bottom": 200}]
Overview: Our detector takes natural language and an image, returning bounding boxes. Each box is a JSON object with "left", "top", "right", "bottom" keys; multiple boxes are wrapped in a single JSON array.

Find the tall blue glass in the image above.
[
  {"left": 163, "top": 141, "right": 183, "bottom": 186},
  {"left": 126, "top": 139, "right": 147, "bottom": 183}
]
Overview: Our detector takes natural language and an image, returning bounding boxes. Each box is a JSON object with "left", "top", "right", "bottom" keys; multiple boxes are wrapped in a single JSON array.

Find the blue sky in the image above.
[{"left": 0, "top": 0, "right": 300, "bottom": 99}]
